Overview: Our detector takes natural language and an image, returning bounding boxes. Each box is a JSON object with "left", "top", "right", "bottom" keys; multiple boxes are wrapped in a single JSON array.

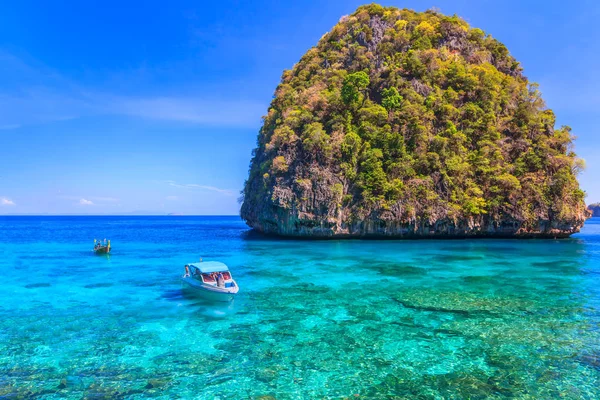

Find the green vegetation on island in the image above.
[{"left": 241, "top": 4, "right": 588, "bottom": 237}]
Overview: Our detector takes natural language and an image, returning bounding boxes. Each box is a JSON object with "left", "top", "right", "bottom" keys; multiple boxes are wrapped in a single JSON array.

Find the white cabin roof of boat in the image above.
[{"left": 187, "top": 261, "right": 229, "bottom": 274}]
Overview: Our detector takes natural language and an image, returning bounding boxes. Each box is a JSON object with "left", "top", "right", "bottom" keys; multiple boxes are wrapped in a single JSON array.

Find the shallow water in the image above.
[{"left": 1, "top": 216, "right": 599, "bottom": 399}]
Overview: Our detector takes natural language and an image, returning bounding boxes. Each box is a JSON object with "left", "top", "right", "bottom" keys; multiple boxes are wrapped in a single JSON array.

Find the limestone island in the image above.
[
  {"left": 241, "top": 4, "right": 589, "bottom": 238},
  {"left": 588, "top": 203, "right": 600, "bottom": 218}
]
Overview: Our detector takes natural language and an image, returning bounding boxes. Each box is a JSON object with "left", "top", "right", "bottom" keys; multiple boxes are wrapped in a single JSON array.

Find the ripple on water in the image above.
[{"left": 0, "top": 216, "right": 599, "bottom": 398}]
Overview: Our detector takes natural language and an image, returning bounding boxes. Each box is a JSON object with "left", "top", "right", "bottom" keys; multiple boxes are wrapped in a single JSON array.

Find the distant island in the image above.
[
  {"left": 589, "top": 203, "right": 600, "bottom": 217},
  {"left": 241, "top": 4, "right": 588, "bottom": 238}
]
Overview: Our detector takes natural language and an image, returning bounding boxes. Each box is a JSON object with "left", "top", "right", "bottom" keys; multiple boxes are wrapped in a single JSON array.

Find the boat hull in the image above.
[
  {"left": 93, "top": 247, "right": 110, "bottom": 254},
  {"left": 181, "top": 277, "right": 238, "bottom": 302}
]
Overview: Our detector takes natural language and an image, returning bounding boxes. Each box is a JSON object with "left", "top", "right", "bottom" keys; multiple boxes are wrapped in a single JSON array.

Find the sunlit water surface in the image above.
[{"left": 1, "top": 216, "right": 599, "bottom": 399}]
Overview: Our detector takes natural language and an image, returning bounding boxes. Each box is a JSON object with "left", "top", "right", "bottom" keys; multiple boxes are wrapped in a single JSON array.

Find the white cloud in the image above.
[
  {"left": 90, "top": 196, "right": 119, "bottom": 202},
  {"left": 113, "top": 96, "right": 264, "bottom": 127},
  {"left": 0, "top": 52, "right": 265, "bottom": 129},
  {"left": 0, "top": 124, "right": 20, "bottom": 130},
  {"left": 164, "top": 180, "right": 235, "bottom": 196},
  {"left": 61, "top": 195, "right": 119, "bottom": 203},
  {"left": 0, "top": 89, "right": 264, "bottom": 129},
  {"left": 79, "top": 198, "right": 94, "bottom": 205},
  {"left": 0, "top": 197, "right": 15, "bottom": 206}
]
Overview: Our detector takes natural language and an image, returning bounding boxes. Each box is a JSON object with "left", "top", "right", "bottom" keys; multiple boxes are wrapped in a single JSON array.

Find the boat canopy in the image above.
[{"left": 188, "top": 261, "right": 229, "bottom": 274}]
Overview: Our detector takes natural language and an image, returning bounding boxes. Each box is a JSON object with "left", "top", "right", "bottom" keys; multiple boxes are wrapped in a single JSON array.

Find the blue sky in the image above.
[{"left": 0, "top": 0, "right": 598, "bottom": 215}]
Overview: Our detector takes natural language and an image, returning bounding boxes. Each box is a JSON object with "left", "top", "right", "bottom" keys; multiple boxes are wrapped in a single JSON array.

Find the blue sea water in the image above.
[{"left": 0, "top": 216, "right": 599, "bottom": 399}]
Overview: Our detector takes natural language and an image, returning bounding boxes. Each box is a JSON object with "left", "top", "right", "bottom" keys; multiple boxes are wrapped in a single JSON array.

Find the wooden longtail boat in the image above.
[{"left": 93, "top": 239, "right": 111, "bottom": 254}]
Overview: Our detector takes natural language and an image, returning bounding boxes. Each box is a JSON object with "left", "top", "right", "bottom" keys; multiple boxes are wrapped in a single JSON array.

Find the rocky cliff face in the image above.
[{"left": 241, "top": 4, "right": 589, "bottom": 238}]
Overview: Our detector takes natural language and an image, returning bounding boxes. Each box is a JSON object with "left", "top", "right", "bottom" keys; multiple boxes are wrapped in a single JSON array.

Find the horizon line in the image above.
[{"left": 0, "top": 214, "right": 241, "bottom": 217}]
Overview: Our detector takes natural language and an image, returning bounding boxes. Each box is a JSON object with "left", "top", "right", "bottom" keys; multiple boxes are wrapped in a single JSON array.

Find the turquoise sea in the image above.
[{"left": 1, "top": 216, "right": 599, "bottom": 399}]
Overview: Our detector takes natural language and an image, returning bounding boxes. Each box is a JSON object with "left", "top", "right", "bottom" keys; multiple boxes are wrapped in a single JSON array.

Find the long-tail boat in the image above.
[{"left": 93, "top": 239, "right": 111, "bottom": 254}]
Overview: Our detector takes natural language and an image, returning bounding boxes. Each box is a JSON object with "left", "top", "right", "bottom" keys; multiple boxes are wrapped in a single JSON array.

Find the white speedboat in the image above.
[{"left": 181, "top": 261, "right": 239, "bottom": 301}]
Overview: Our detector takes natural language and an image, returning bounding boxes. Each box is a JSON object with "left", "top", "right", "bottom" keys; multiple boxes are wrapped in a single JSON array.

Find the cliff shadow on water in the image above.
[{"left": 240, "top": 220, "right": 589, "bottom": 240}]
